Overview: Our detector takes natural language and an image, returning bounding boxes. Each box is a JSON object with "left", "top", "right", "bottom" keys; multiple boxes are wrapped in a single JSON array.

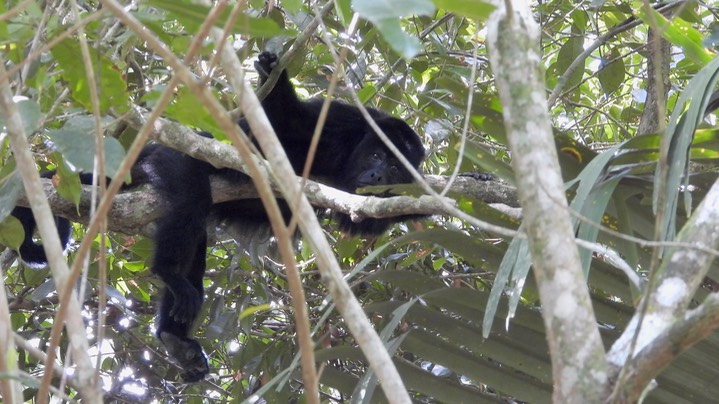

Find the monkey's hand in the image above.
[{"left": 255, "top": 51, "right": 279, "bottom": 80}]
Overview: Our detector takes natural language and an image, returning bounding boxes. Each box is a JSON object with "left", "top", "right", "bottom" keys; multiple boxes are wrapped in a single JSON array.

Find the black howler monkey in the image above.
[{"left": 11, "top": 52, "right": 425, "bottom": 382}]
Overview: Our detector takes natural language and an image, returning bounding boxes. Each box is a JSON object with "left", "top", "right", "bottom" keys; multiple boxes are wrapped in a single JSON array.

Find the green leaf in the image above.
[
  {"left": 146, "top": 0, "right": 284, "bottom": 37},
  {"left": 0, "top": 2, "right": 8, "bottom": 42},
  {"left": 570, "top": 9, "right": 588, "bottom": 32},
  {"left": 432, "top": 0, "right": 495, "bottom": 21},
  {"left": 555, "top": 36, "right": 584, "bottom": 98},
  {"left": 483, "top": 234, "right": 529, "bottom": 337},
  {"left": 638, "top": 8, "right": 713, "bottom": 66},
  {"left": 655, "top": 56, "right": 719, "bottom": 241},
  {"left": 569, "top": 143, "right": 623, "bottom": 274},
  {"left": 280, "top": 0, "right": 302, "bottom": 14},
  {"left": 353, "top": 302, "right": 412, "bottom": 401},
  {"left": 597, "top": 48, "right": 625, "bottom": 95},
  {"left": 353, "top": 0, "right": 435, "bottom": 19},
  {"left": 53, "top": 155, "right": 82, "bottom": 207},
  {"left": 352, "top": 0, "right": 435, "bottom": 58},
  {"left": 46, "top": 129, "right": 126, "bottom": 179},
  {"left": 165, "top": 86, "right": 223, "bottom": 135},
  {"left": 51, "top": 40, "right": 129, "bottom": 114},
  {"left": 0, "top": 215, "right": 23, "bottom": 250},
  {"left": 373, "top": 19, "right": 422, "bottom": 58},
  {"left": 576, "top": 178, "right": 621, "bottom": 272},
  {"left": 357, "top": 84, "right": 378, "bottom": 104},
  {"left": 397, "top": 228, "right": 506, "bottom": 270},
  {"left": 0, "top": 99, "right": 42, "bottom": 137},
  {"left": 0, "top": 167, "right": 22, "bottom": 222},
  {"left": 612, "top": 194, "right": 642, "bottom": 302},
  {"left": 335, "top": 0, "right": 353, "bottom": 26}
]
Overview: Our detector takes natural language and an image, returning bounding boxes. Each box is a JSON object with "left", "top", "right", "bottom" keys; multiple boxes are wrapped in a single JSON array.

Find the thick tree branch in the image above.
[
  {"left": 8, "top": 107, "right": 514, "bottom": 238},
  {"left": 608, "top": 179, "right": 719, "bottom": 402},
  {"left": 622, "top": 293, "right": 719, "bottom": 400},
  {"left": 10, "top": 164, "right": 514, "bottom": 238},
  {"left": 14, "top": 181, "right": 161, "bottom": 237},
  {"left": 487, "top": 1, "right": 609, "bottom": 401}
]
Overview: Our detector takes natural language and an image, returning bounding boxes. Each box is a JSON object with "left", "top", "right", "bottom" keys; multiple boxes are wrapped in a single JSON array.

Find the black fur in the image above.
[
  {"left": 11, "top": 172, "right": 73, "bottom": 266},
  {"left": 11, "top": 52, "right": 425, "bottom": 382}
]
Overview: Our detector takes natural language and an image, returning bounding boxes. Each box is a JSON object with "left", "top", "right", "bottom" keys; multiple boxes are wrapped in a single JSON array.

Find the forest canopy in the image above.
[{"left": 1, "top": 0, "right": 719, "bottom": 403}]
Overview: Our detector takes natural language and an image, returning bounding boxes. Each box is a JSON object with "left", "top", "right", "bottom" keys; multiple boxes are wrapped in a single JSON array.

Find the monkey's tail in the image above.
[
  {"left": 10, "top": 170, "right": 99, "bottom": 267},
  {"left": 12, "top": 205, "right": 72, "bottom": 267}
]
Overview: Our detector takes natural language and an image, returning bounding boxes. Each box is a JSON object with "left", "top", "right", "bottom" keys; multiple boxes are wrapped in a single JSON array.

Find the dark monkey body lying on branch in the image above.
[{"left": 11, "top": 52, "right": 426, "bottom": 382}]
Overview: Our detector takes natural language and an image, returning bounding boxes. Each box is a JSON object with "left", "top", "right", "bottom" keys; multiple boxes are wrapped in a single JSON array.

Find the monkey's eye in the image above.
[
  {"left": 371, "top": 152, "right": 381, "bottom": 161},
  {"left": 389, "top": 165, "right": 399, "bottom": 175}
]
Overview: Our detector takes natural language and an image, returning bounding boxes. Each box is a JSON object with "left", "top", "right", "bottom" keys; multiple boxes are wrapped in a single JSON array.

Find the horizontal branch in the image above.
[
  {"left": 10, "top": 106, "right": 520, "bottom": 241},
  {"left": 13, "top": 172, "right": 515, "bottom": 238},
  {"left": 14, "top": 180, "right": 162, "bottom": 237}
]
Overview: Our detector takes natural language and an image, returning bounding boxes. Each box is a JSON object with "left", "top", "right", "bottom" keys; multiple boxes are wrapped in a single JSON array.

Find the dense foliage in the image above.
[{"left": 1, "top": 0, "right": 719, "bottom": 402}]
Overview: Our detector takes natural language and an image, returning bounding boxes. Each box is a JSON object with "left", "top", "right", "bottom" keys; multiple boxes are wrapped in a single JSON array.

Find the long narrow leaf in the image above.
[{"left": 655, "top": 56, "right": 719, "bottom": 241}]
